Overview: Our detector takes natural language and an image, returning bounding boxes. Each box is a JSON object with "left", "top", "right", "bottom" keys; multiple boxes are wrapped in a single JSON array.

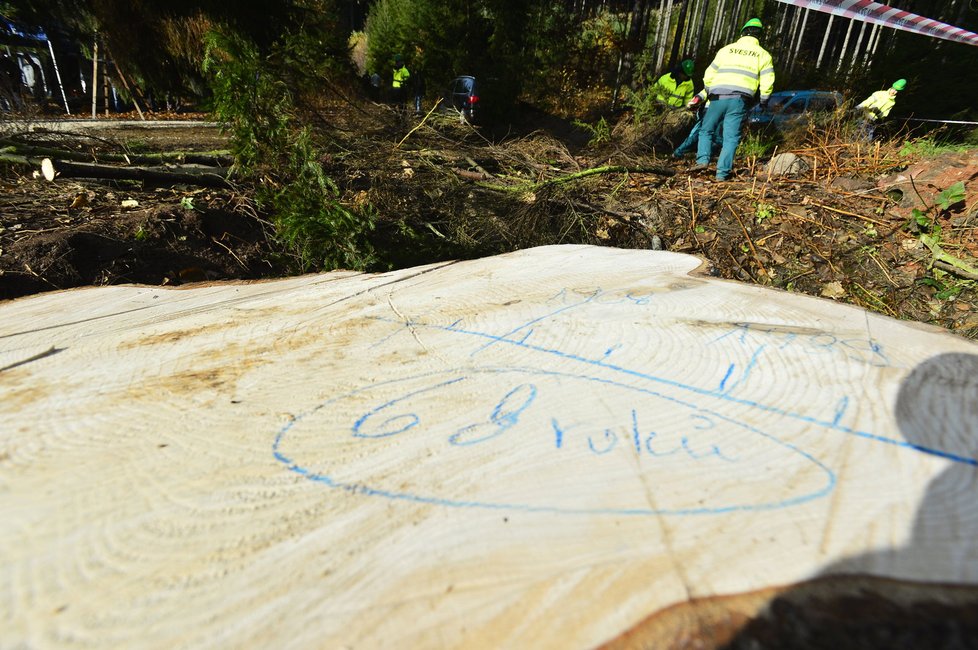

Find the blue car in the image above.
[{"left": 747, "top": 90, "right": 842, "bottom": 129}]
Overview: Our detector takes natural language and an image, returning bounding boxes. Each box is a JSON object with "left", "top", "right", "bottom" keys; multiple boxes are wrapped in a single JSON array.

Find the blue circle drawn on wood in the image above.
[{"left": 273, "top": 367, "right": 838, "bottom": 516}]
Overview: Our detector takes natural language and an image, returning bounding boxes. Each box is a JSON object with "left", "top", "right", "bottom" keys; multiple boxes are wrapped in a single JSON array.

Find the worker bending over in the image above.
[{"left": 693, "top": 18, "right": 775, "bottom": 181}]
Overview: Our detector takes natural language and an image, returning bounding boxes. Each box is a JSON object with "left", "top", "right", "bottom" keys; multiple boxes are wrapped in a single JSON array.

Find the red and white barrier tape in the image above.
[{"left": 774, "top": 0, "right": 978, "bottom": 47}]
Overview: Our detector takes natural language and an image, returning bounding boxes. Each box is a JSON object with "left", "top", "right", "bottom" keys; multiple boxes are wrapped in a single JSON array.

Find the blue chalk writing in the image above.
[
  {"left": 588, "top": 429, "right": 618, "bottom": 454},
  {"left": 832, "top": 396, "right": 849, "bottom": 427},
  {"left": 273, "top": 284, "right": 977, "bottom": 517},
  {"left": 551, "top": 418, "right": 567, "bottom": 448},
  {"left": 449, "top": 384, "right": 537, "bottom": 446},
  {"left": 360, "top": 311, "right": 975, "bottom": 467},
  {"left": 353, "top": 377, "right": 465, "bottom": 438},
  {"left": 709, "top": 322, "right": 889, "bottom": 367},
  {"left": 274, "top": 366, "right": 841, "bottom": 515}
]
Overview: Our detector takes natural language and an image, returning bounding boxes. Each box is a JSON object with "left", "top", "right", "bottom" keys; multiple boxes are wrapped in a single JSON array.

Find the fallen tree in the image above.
[
  {"left": 0, "top": 140, "right": 232, "bottom": 167},
  {"left": 40, "top": 157, "right": 231, "bottom": 188}
]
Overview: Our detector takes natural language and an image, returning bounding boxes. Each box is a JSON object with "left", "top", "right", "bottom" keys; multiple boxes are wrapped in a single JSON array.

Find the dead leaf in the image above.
[
  {"left": 694, "top": 230, "right": 717, "bottom": 244},
  {"left": 820, "top": 281, "right": 846, "bottom": 299}
]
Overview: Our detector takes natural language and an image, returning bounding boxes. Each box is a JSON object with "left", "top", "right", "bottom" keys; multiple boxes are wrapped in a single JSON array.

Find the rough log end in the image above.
[{"left": 41, "top": 158, "right": 56, "bottom": 181}]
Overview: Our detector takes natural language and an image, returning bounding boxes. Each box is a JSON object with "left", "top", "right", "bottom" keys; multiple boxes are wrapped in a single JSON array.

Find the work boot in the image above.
[{"left": 689, "top": 163, "right": 710, "bottom": 173}]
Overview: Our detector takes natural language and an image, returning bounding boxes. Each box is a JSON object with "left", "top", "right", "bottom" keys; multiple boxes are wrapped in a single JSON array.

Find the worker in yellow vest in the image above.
[
  {"left": 693, "top": 18, "right": 775, "bottom": 181},
  {"left": 856, "top": 79, "right": 906, "bottom": 139},
  {"left": 653, "top": 59, "right": 695, "bottom": 108},
  {"left": 391, "top": 54, "right": 410, "bottom": 108}
]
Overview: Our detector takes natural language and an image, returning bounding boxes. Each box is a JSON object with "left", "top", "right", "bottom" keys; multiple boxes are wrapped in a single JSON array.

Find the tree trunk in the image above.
[
  {"left": 690, "top": 0, "right": 711, "bottom": 61},
  {"left": 668, "top": 0, "right": 693, "bottom": 66},
  {"left": 619, "top": 0, "right": 651, "bottom": 96},
  {"left": 862, "top": 23, "right": 882, "bottom": 67},
  {"left": 90, "top": 37, "right": 98, "bottom": 119},
  {"left": 708, "top": 0, "right": 728, "bottom": 51},
  {"left": 0, "top": 142, "right": 232, "bottom": 167},
  {"left": 0, "top": 151, "right": 43, "bottom": 169},
  {"left": 102, "top": 54, "right": 110, "bottom": 116},
  {"left": 815, "top": 14, "right": 835, "bottom": 69},
  {"left": 847, "top": 19, "right": 869, "bottom": 76},
  {"left": 728, "top": 0, "right": 745, "bottom": 41},
  {"left": 788, "top": 8, "right": 811, "bottom": 72},
  {"left": 780, "top": 5, "right": 800, "bottom": 57},
  {"left": 4, "top": 246, "right": 978, "bottom": 649},
  {"left": 835, "top": 18, "right": 855, "bottom": 72},
  {"left": 41, "top": 157, "right": 231, "bottom": 188},
  {"left": 652, "top": 1, "right": 668, "bottom": 74},
  {"left": 655, "top": 0, "right": 675, "bottom": 73},
  {"left": 680, "top": 0, "right": 698, "bottom": 56},
  {"left": 612, "top": 53, "right": 625, "bottom": 110}
]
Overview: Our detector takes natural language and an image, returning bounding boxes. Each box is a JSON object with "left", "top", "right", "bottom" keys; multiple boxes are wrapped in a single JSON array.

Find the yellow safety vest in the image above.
[
  {"left": 857, "top": 90, "right": 896, "bottom": 120},
  {"left": 392, "top": 65, "right": 410, "bottom": 88},
  {"left": 703, "top": 35, "right": 774, "bottom": 102},
  {"left": 653, "top": 73, "right": 694, "bottom": 108}
]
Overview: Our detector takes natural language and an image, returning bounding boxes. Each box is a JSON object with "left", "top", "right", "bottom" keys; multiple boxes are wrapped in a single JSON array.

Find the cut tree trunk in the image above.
[
  {"left": 0, "top": 141, "right": 232, "bottom": 167},
  {"left": 40, "top": 157, "right": 231, "bottom": 188},
  {"left": 3, "top": 245, "right": 977, "bottom": 648}
]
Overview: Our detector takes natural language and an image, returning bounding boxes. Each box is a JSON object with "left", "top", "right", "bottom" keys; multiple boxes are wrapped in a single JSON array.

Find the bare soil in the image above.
[
  {"left": 2, "top": 106, "right": 977, "bottom": 345},
  {"left": 0, "top": 118, "right": 283, "bottom": 300}
]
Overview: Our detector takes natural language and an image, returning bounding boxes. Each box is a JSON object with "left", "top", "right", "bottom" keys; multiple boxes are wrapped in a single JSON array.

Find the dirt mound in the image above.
[{"left": 0, "top": 176, "right": 281, "bottom": 301}]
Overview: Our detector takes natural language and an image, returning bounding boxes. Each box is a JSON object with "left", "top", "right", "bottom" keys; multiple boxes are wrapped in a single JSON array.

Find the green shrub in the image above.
[
  {"left": 203, "top": 29, "right": 376, "bottom": 272},
  {"left": 573, "top": 117, "right": 612, "bottom": 147}
]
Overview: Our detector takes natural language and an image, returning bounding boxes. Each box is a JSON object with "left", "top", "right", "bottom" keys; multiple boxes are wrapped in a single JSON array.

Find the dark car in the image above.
[
  {"left": 747, "top": 90, "right": 842, "bottom": 129},
  {"left": 445, "top": 75, "right": 480, "bottom": 124}
]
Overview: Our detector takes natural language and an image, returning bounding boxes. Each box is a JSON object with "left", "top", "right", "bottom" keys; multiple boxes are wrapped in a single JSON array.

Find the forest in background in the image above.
[{"left": 4, "top": 0, "right": 978, "bottom": 125}]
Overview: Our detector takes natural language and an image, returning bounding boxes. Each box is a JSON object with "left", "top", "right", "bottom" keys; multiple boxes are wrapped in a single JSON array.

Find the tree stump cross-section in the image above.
[{"left": 1, "top": 245, "right": 976, "bottom": 648}]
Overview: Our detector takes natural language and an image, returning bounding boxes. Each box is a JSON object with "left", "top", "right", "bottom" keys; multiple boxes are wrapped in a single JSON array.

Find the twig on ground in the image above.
[
  {"left": 810, "top": 201, "right": 889, "bottom": 226},
  {"left": 726, "top": 202, "right": 769, "bottom": 280},
  {"left": 395, "top": 98, "right": 443, "bottom": 149}
]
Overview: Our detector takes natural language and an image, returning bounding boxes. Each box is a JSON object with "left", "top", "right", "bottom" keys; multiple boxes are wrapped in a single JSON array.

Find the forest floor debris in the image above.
[{"left": 1, "top": 102, "right": 976, "bottom": 341}]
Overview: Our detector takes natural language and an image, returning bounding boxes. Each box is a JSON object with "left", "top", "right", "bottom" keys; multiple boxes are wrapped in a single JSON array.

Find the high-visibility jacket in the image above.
[
  {"left": 857, "top": 90, "right": 896, "bottom": 120},
  {"left": 702, "top": 35, "right": 774, "bottom": 103},
  {"left": 392, "top": 65, "right": 410, "bottom": 89},
  {"left": 653, "top": 72, "right": 694, "bottom": 108}
]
